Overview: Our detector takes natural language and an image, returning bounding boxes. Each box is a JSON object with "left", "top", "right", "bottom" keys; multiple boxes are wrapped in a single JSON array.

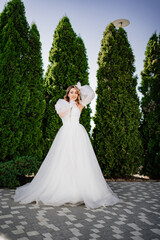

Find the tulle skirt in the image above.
[{"left": 14, "top": 122, "right": 119, "bottom": 209}]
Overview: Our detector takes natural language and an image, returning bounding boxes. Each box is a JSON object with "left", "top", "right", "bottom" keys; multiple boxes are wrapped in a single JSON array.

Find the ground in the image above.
[{"left": 0, "top": 182, "right": 160, "bottom": 240}]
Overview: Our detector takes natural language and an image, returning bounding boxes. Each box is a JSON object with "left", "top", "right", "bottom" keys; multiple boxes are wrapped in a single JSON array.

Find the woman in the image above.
[{"left": 14, "top": 82, "right": 119, "bottom": 209}]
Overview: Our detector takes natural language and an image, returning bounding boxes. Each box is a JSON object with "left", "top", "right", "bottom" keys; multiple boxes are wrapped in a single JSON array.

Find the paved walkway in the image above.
[{"left": 0, "top": 182, "right": 160, "bottom": 240}]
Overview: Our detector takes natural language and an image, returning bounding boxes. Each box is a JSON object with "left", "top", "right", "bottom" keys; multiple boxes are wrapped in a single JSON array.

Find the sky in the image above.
[{"left": 0, "top": 0, "right": 160, "bottom": 119}]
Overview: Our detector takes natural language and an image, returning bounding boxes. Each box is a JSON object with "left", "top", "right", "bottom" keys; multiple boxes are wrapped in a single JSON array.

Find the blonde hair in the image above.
[{"left": 64, "top": 85, "right": 81, "bottom": 103}]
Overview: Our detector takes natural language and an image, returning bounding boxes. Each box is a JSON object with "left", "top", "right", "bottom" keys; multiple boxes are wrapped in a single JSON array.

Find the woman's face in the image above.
[{"left": 68, "top": 87, "right": 78, "bottom": 101}]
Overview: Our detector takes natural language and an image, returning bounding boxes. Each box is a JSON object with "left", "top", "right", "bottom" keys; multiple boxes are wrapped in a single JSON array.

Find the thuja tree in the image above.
[
  {"left": 43, "top": 16, "right": 91, "bottom": 155},
  {"left": 0, "top": 0, "right": 30, "bottom": 161},
  {"left": 19, "top": 23, "right": 46, "bottom": 159},
  {"left": 74, "top": 36, "right": 92, "bottom": 133},
  {"left": 92, "top": 23, "right": 143, "bottom": 178},
  {"left": 139, "top": 33, "right": 160, "bottom": 179}
]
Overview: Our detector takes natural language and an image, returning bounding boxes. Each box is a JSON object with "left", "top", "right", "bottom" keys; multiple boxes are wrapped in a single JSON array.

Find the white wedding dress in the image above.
[{"left": 14, "top": 84, "right": 119, "bottom": 209}]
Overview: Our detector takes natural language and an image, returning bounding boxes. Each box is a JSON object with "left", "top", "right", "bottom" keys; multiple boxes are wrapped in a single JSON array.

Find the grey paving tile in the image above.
[{"left": 0, "top": 182, "right": 160, "bottom": 240}]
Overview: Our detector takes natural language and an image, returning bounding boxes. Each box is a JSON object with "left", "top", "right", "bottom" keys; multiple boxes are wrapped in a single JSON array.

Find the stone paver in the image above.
[{"left": 0, "top": 182, "right": 160, "bottom": 240}]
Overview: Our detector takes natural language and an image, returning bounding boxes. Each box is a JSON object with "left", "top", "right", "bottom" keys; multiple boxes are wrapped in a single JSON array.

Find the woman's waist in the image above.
[{"left": 62, "top": 120, "right": 80, "bottom": 125}]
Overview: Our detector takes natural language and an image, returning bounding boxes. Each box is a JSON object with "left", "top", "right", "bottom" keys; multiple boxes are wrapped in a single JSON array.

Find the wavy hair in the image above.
[{"left": 64, "top": 85, "right": 81, "bottom": 103}]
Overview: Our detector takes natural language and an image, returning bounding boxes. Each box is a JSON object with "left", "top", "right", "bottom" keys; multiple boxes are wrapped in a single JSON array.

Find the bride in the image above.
[{"left": 14, "top": 82, "right": 119, "bottom": 209}]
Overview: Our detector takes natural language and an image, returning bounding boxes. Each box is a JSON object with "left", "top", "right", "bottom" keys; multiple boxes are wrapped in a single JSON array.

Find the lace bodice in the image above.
[
  {"left": 55, "top": 83, "right": 95, "bottom": 124},
  {"left": 60, "top": 102, "right": 81, "bottom": 124}
]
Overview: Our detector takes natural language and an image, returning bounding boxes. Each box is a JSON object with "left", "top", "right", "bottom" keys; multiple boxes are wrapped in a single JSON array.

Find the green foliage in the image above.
[
  {"left": 92, "top": 23, "right": 143, "bottom": 178},
  {"left": 19, "top": 23, "right": 46, "bottom": 159},
  {"left": 0, "top": 0, "right": 30, "bottom": 161},
  {"left": 0, "top": 1, "right": 45, "bottom": 162},
  {"left": 0, "top": 156, "right": 41, "bottom": 188},
  {"left": 75, "top": 36, "right": 92, "bottom": 133},
  {"left": 43, "top": 16, "right": 91, "bottom": 155},
  {"left": 139, "top": 32, "right": 160, "bottom": 179}
]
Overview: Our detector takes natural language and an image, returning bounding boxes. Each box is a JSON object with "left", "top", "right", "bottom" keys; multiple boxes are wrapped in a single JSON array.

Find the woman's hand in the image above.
[{"left": 70, "top": 100, "right": 76, "bottom": 107}]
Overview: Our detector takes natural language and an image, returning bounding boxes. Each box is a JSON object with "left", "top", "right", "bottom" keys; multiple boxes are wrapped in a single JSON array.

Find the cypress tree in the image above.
[
  {"left": 74, "top": 36, "right": 92, "bottom": 133},
  {"left": 139, "top": 32, "right": 160, "bottom": 179},
  {"left": 19, "top": 23, "right": 46, "bottom": 159},
  {"left": 0, "top": 0, "right": 30, "bottom": 161},
  {"left": 43, "top": 17, "right": 91, "bottom": 155},
  {"left": 92, "top": 23, "right": 143, "bottom": 178}
]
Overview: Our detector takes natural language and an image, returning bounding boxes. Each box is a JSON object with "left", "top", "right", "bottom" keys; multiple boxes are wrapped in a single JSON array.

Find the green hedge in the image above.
[{"left": 0, "top": 156, "right": 41, "bottom": 188}]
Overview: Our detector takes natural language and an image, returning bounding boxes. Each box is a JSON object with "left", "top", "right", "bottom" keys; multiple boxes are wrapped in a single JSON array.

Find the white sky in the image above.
[{"left": 1, "top": 0, "right": 160, "bottom": 119}]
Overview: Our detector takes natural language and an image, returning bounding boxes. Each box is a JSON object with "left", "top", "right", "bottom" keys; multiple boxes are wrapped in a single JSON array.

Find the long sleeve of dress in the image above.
[
  {"left": 55, "top": 83, "right": 95, "bottom": 117},
  {"left": 55, "top": 99, "right": 76, "bottom": 118},
  {"left": 79, "top": 84, "right": 95, "bottom": 108}
]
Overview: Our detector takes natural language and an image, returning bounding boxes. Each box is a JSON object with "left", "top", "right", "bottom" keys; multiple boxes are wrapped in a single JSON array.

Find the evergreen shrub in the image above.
[{"left": 0, "top": 156, "right": 41, "bottom": 188}]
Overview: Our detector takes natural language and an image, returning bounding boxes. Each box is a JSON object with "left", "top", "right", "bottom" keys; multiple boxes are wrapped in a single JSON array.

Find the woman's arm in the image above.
[
  {"left": 55, "top": 99, "right": 76, "bottom": 118},
  {"left": 77, "top": 83, "right": 95, "bottom": 108}
]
